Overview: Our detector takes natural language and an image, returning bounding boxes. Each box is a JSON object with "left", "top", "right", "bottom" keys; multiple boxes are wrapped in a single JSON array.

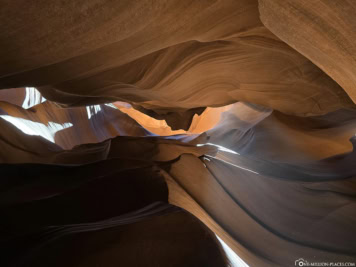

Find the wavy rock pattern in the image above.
[
  {"left": 259, "top": 0, "right": 356, "bottom": 103},
  {"left": 0, "top": 1, "right": 356, "bottom": 267},
  {"left": 1, "top": 0, "right": 355, "bottom": 130}
]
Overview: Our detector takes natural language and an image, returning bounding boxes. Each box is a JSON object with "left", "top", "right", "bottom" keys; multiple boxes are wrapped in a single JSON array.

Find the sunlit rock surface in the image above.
[{"left": 0, "top": 1, "right": 356, "bottom": 267}]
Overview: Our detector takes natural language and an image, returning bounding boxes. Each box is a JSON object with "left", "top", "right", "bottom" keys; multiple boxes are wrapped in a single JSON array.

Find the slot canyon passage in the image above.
[{"left": 1, "top": 1, "right": 356, "bottom": 266}]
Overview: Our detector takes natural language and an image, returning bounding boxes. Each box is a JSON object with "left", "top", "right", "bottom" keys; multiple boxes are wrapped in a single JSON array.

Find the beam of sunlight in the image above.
[
  {"left": 216, "top": 235, "right": 249, "bottom": 267},
  {"left": 213, "top": 156, "right": 259, "bottom": 175},
  {"left": 22, "top": 87, "right": 46, "bottom": 109},
  {"left": 197, "top": 143, "right": 239, "bottom": 155},
  {"left": 0, "top": 115, "right": 72, "bottom": 143}
]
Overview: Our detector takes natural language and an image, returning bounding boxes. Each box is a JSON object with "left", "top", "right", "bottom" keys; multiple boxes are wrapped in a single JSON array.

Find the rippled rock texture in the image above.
[{"left": 1, "top": 1, "right": 356, "bottom": 266}]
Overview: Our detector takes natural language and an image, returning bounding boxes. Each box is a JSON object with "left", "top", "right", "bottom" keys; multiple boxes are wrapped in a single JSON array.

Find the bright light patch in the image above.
[
  {"left": 104, "top": 103, "right": 118, "bottom": 109},
  {"left": 216, "top": 235, "right": 249, "bottom": 267},
  {"left": 0, "top": 115, "right": 72, "bottom": 143},
  {"left": 86, "top": 105, "right": 102, "bottom": 119},
  {"left": 22, "top": 87, "right": 46, "bottom": 109},
  {"left": 197, "top": 143, "right": 239, "bottom": 155}
]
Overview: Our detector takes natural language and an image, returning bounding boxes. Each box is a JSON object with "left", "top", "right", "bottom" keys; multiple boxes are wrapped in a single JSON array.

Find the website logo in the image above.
[{"left": 295, "top": 258, "right": 307, "bottom": 266}]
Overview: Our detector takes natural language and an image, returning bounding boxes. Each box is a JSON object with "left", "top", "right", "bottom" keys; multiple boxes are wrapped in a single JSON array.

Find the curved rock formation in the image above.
[
  {"left": 1, "top": 0, "right": 355, "bottom": 130},
  {"left": 1, "top": 1, "right": 356, "bottom": 266},
  {"left": 259, "top": 0, "right": 356, "bottom": 103}
]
